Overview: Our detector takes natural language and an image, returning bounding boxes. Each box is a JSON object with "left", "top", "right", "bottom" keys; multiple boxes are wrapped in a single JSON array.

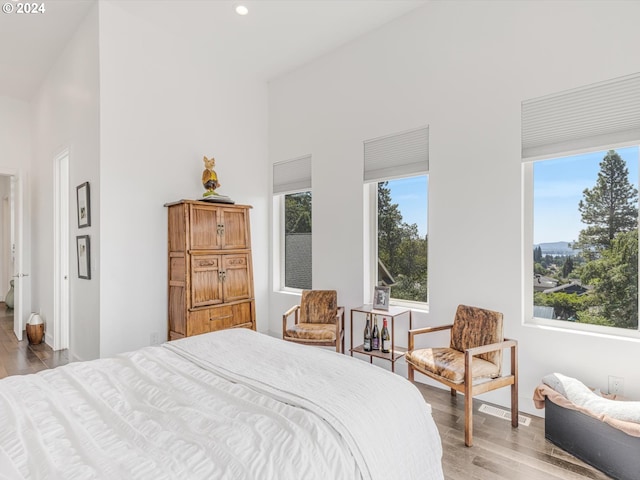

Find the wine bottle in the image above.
[
  {"left": 363, "top": 314, "right": 372, "bottom": 352},
  {"left": 381, "top": 318, "right": 391, "bottom": 353},
  {"left": 372, "top": 315, "right": 380, "bottom": 350}
]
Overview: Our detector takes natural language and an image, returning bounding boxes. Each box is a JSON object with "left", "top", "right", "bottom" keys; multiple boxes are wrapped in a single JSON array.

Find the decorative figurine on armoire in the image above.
[
  {"left": 200, "top": 155, "right": 234, "bottom": 204},
  {"left": 202, "top": 155, "right": 221, "bottom": 197}
]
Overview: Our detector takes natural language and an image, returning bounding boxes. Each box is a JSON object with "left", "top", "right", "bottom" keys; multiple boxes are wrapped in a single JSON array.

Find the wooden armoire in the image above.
[{"left": 166, "top": 200, "right": 255, "bottom": 340}]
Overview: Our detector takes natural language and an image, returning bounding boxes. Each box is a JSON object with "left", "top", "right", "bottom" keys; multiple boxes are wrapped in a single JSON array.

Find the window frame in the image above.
[
  {"left": 523, "top": 144, "right": 640, "bottom": 340},
  {"left": 367, "top": 175, "right": 429, "bottom": 311}
]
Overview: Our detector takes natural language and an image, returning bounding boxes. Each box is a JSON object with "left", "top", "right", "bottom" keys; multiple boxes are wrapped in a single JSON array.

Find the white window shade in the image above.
[
  {"left": 364, "top": 126, "right": 429, "bottom": 183},
  {"left": 273, "top": 155, "right": 312, "bottom": 194},
  {"left": 522, "top": 72, "right": 640, "bottom": 161}
]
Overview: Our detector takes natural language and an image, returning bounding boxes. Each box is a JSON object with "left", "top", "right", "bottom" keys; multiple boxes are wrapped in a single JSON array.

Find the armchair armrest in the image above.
[
  {"left": 282, "top": 305, "right": 301, "bottom": 338},
  {"left": 465, "top": 338, "right": 517, "bottom": 357},
  {"left": 464, "top": 338, "right": 518, "bottom": 384},
  {"left": 408, "top": 324, "right": 453, "bottom": 351},
  {"left": 335, "top": 306, "right": 345, "bottom": 329}
]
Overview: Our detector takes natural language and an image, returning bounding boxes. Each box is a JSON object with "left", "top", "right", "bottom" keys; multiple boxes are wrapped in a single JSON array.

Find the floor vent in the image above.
[{"left": 479, "top": 403, "right": 531, "bottom": 426}]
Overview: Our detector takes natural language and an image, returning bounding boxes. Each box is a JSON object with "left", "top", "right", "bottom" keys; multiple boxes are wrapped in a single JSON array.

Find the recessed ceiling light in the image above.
[{"left": 235, "top": 5, "right": 249, "bottom": 16}]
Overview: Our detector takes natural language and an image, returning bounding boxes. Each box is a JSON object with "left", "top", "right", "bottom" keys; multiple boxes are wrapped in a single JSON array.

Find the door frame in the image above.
[{"left": 53, "top": 149, "right": 70, "bottom": 350}]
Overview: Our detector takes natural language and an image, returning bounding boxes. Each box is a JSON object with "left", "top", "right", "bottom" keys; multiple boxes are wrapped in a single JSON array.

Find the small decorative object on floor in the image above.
[
  {"left": 26, "top": 313, "right": 44, "bottom": 345},
  {"left": 5, "top": 279, "right": 14, "bottom": 310},
  {"left": 200, "top": 155, "right": 235, "bottom": 204}
]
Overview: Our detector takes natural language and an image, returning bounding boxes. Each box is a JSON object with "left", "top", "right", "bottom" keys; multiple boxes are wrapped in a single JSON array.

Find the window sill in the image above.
[
  {"left": 525, "top": 317, "right": 640, "bottom": 343},
  {"left": 389, "top": 299, "right": 429, "bottom": 314}
]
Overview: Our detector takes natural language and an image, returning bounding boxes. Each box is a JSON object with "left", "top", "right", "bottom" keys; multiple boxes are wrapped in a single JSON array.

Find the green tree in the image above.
[
  {"left": 575, "top": 150, "right": 638, "bottom": 256},
  {"left": 579, "top": 229, "right": 638, "bottom": 329},
  {"left": 561, "top": 256, "right": 574, "bottom": 278},
  {"left": 534, "top": 291, "right": 595, "bottom": 320},
  {"left": 285, "top": 192, "right": 311, "bottom": 234},
  {"left": 533, "top": 245, "right": 542, "bottom": 263},
  {"left": 378, "top": 182, "right": 405, "bottom": 273}
]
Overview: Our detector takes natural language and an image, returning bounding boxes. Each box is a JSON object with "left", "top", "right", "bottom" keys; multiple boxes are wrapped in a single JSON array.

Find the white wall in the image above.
[
  {"left": 97, "top": 1, "right": 269, "bottom": 357},
  {"left": 269, "top": 0, "right": 640, "bottom": 414},
  {"left": 31, "top": 5, "right": 100, "bottom": 361}
]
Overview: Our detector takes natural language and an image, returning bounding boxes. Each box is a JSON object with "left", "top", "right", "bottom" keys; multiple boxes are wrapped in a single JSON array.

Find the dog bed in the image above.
[{"left": 534, "top": 373, "right": 640, "bottom": 480}]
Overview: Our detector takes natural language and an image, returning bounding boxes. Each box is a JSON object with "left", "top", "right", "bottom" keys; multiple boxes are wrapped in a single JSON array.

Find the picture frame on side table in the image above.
[
  {"left": 77, "top": 235, "right": 91, "bottom": 279},
  {"left": 373, "top": 286, "right": 390, "bottom": 311},
  {"left": 76, "top": 181, "right": 91, "bottom": 228}
]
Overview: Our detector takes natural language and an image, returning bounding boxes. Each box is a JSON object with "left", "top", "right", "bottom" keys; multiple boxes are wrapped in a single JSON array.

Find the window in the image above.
[
  {"left": 375, "top": 175, "right": 428, "bottom": 304},
  {"left": 273, "top": 155, "right": 312, "bottom": 291},
  {"left": 522, "top": 72, "right": 640, "bottom": 335},
  {"left": 364, "top": 126, "right": 429, "bottom": 306},
  {"left": 283, "top": 191, "right": 312, "bottom": 290},
  {"left": 531, "top": 147, "right": 639, "bottom": 331}
]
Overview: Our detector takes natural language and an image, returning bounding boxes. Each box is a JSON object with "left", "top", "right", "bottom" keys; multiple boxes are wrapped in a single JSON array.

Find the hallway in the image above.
[{"left": 0, "top": 304, "right": 68, "bottom": 379}]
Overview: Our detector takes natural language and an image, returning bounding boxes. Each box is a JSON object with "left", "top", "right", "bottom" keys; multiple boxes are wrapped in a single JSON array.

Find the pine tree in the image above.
[
  {"left": 562, "top": 256, "right": 574, "bottom": 278},
  {"left": 533, "top": 245, "right": 542, "bottom": 263},
  {"left": 576, "top": 150, "right": 638, "bottom": 256}
]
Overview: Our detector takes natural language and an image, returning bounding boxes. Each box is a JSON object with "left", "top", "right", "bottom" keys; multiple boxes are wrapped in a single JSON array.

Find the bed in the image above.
[
  {"left": 0, "top": 328, "right": 444, "bottom": 480},
  {"left": 534, "top": 373, "right": 640, "bottom": 480}
]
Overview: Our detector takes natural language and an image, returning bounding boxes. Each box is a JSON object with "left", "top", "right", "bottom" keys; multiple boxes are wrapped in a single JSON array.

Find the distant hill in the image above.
[{"left": 535, "top": 241, "right": 578, "bottom": 256}]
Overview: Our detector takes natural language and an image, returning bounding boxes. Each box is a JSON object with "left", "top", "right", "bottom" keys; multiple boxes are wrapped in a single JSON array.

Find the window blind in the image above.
[
  {"left": 522, "top": 72, "right": 640, "bottom": 161},
  {"left": 273, "top": 155, "right": 312, "bottom": 194},
  {"left": 363, "top": 126, "right": 429, "bottom": 183}
]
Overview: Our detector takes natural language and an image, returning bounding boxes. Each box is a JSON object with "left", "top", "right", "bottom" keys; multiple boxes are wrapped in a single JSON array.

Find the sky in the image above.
[
  {"left": 387, "top": 175, "right": 428, "bottom": 237},
  {"left": 533, "top": 146, "right": 640, "bottom": 245}
]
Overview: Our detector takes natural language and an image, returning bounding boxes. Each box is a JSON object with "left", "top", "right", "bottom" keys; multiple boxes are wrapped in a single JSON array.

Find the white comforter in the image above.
[{"left": 0, "top": 329, "right": 443, "bottom": 480}]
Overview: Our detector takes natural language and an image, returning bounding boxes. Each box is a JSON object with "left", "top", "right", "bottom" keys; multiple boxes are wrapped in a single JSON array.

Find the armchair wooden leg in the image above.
[
  {"left": 451, "top": 388, "right": 457, "bottom": 397},
  {"left": 511, "top": 342, "right": 519, "bottom": 429},
  {"left": 408, "top": 363, "right": 414, "bottom": 382},
  {"left": 464, "top": 352, "right": 473, "bottom": 447},
  {"left": 511, "top": 383, "right": 518, "bottom": 429},
  {"left": 464, "top": 386, "right": 473, "bottom": 447}
]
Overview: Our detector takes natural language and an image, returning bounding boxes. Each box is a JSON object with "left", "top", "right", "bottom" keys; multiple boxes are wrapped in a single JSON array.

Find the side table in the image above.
[{"left": 349, "top": 304, "right": 413, "bottom": 373}]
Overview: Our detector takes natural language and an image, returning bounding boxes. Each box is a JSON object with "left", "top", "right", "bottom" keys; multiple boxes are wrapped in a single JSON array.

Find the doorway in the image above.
[{"left": 0, "top": 170, "right": 30, "bottom": 341}]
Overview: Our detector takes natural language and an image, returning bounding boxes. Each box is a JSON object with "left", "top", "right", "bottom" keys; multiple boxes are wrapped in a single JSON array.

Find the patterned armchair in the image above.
[
  {"left": 282, "top": 290, "right": 345, "bottom": 354},
  {"left": 406, "top": 304, "right": 518, "bottom": 446}
]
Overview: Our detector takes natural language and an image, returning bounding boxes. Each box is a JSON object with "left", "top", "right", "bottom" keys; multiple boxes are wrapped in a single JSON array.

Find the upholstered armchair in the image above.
[
  {"left": 282, "top": 290, "right": 345, "bottom": 353},
  {"left": 406, "top": 304, "right": 518, "bottom": 446}
]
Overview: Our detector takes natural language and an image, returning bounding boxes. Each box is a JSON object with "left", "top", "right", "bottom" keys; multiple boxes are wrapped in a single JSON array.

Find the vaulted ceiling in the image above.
[{"left": 0, "top": 0, "right": 427, "bottom": 101}]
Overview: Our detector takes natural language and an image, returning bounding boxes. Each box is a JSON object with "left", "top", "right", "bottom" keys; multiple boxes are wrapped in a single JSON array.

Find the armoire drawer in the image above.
[{"left": 187, "top": 302, "right": 252, "bottom": 336}]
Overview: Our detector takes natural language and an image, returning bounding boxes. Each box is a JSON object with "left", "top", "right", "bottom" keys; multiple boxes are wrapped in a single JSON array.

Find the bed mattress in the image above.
[{"left": 0, "top": 329, "right": 443, "bottom": 480}]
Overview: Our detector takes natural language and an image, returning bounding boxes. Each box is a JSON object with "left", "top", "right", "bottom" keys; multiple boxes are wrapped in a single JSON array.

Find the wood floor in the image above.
[
  {"left": 0, "top": 310, "right": 611, "bottom": 479},
  {"left": 415, "top": 381, "right": 613, "bottom": 480},
  {"left": 0, "top": 303, "right": 68, "bottom": 378}
]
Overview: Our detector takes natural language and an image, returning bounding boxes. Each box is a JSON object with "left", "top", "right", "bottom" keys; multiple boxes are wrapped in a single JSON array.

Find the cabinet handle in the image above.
[
  {"left": 217, "top": 224, "right": 225, "bottom": 236},
  {"left": 218, "top": 270, "right": 227, "bottom": 281},
  {"left": 210, "top": 314, "right": 233, "bottom": 321}
]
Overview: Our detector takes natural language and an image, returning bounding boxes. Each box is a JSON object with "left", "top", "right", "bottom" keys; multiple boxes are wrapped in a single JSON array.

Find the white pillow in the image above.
[{"left": 553, "top": 372, "right": 640, "bottom": 424}]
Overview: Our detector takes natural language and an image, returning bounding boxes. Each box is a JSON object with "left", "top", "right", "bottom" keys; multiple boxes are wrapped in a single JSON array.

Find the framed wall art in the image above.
[
  {"left": 76, "top": 181, "right": 91, "bottom": 228},
  {"left": 373, "top": 285, "right": 390, "bottom": 311},
  {"left": 77, "top": 235, "right": 91, "bottom": 279}
]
